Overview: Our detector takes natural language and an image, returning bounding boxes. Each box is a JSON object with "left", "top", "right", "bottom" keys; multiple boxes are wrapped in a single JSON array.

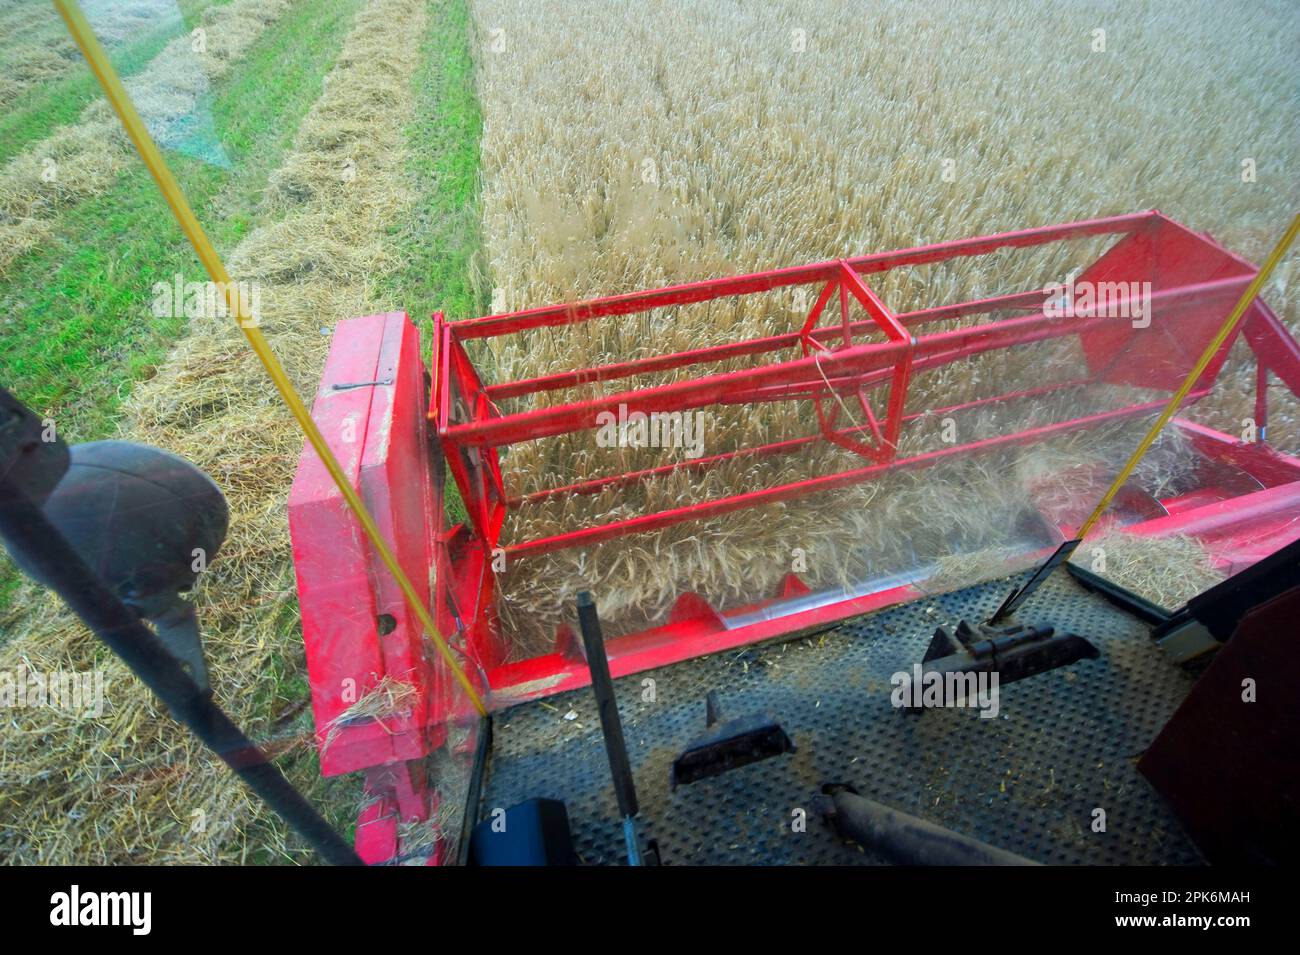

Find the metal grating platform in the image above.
[{"left": 479, "top": 572, "right": 1203, "bottom": 865}]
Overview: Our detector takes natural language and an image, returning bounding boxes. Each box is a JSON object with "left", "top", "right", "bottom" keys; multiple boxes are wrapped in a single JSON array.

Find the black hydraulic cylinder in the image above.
[
  {"left": 0, "top": 472, "right": 362, "bottom": 866},
  {"left": 576, "top": 591, "right": 638, "bottom": 818},
  {"left": 824, "top": 790, "right": 1039, "bottom": 866}
]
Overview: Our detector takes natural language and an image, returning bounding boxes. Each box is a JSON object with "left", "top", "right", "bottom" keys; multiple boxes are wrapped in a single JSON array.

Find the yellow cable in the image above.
[
  {"left": 53, "top": 0, "right": 486, "bottom": 716},
  {"left": 1076, "top": 213, "right": 1300, "bottom": 540}
]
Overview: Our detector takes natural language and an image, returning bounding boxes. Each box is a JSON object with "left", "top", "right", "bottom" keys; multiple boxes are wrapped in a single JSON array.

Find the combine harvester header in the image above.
[
  {"left": 32, "top": 0, "right": 1298, "bottom": 872},
  {"left": 289, "top": 210, "right": 1300, "bottom": 863}
]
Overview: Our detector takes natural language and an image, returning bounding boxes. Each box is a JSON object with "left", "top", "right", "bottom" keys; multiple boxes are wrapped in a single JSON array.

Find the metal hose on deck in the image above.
[{"left": 820, "top": 789, "right": 1041, "bottom": 866}]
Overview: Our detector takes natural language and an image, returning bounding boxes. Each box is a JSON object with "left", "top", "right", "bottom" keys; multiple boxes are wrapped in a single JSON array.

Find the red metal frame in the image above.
[
  {"left": 289, "top": 211, "right": 1300, "bottom": 863},
  {"left": 430, "top": 210, "right": 1300, "bottom": 689},
  {"left": 436, "top": 217, "right": 1253, "bottom": 568},
  {"left": 289, "top": 314, "right": 475, "bottom": 865}
]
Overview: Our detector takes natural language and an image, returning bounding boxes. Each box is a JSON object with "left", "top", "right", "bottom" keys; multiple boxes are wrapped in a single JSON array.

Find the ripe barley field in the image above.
[
  {"left": 0, "top": 0, "right": 1295, "bottom": 864},
  {"left": 467, "top": 0, "right": 1300, "bottom": 650}
]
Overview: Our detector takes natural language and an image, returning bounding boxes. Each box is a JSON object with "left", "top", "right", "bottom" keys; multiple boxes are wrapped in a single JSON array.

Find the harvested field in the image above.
[
  {"left": 0, "top": 0, "right": 363, "bottom": 622},
  {"left": 0, "top": 0, "right": 290, "bottom": 273},
  {"left": 470, "top": 0, "right": 1300, "bottom": 653},
  {"left": 0, "top": 0, "right": 189, "bottom": 108},
  {"left": 0, "top": 0, "right": 427, "bottom": 863}
]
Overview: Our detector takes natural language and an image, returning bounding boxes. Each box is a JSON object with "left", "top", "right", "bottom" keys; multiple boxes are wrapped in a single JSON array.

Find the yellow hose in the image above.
[{"left": 52, "top": 0, "right": 486, "bottom": 716}]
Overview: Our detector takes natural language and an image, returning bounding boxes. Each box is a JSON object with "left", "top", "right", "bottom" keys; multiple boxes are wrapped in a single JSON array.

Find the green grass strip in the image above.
[
  {"left": 378, "top": 0, "right": 487, "bottom": 523},
  {"left": 0, "top": 0, "right": 230, "bottom": 165},
  {"left": 0, "top": 0, "right": 364, "bottom": 617}
]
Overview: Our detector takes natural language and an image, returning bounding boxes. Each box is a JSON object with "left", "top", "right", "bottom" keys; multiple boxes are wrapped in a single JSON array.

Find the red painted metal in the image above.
[
  {"left": 442, "top": 276, "right": 1248, "bottom": 451},
  {"left": 289, "top": 313, "right": 451, "bottom": 858},
  {"left": 427, "top": 210, "right": 1300, "bottom": 693},
  {"left": 511, "top": 377, "right": 1093, "bottom": 508},
  {"left": 290, "top": 211, "right": 1300, "bottom": 863},
  {"left": 452, "top": 212, "right": 1153, "bottom": 339},
  {"left": 485, "top": 287, "right": 1052, "bottom": 401},
  {"left": 503, "top": 397, "right": 1186, "bottom": 561},
  {"left": 487, "top": 577, "right": 931, "bottom": 707}
]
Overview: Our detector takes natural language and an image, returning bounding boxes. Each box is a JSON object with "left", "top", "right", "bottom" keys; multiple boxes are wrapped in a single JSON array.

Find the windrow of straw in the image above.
[
  {"left": 0, "top": 0, "right": 183, "bottom": 109},
  {"left": 0, "top": 0, "right": 427, "bottom": 864},
  {"left": 471, "top": 0, "right": 1299, "bottom": 654},
  {"left": 0, "top": 0, "right": 293, "bottom": 274}
]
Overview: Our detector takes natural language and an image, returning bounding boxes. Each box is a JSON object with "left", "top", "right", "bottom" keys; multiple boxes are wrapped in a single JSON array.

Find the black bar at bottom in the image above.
[
  {"left": 576, "top": 591, "right": 638, "bottom": 818},
  {"left": 989, "top": 538, "right": 1082, "bottom": 622}
]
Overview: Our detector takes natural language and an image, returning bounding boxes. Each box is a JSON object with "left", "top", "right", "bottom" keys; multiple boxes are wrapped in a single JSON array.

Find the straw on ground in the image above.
[
  {"left": 0, "top": 0, "right": 292, "bottom": 274},
  {"left": 0, "top": 0, "right": 428, "bottom": 864}
]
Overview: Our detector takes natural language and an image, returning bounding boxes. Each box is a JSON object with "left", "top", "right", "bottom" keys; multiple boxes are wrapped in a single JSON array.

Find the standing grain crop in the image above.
[{"left": 469, "top": 0, "right": 1298, "bottom": 650}]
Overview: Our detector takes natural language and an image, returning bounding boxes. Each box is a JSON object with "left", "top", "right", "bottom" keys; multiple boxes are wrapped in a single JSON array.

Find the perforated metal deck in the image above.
[{"left": 478, "top": 572, "right": 1202, "bottom": 865}]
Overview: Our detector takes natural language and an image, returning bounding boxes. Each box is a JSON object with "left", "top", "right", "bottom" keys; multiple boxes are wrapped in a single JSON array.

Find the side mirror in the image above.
[{"left": 2, "top": 389, "right": 227, "bottom": 691}]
